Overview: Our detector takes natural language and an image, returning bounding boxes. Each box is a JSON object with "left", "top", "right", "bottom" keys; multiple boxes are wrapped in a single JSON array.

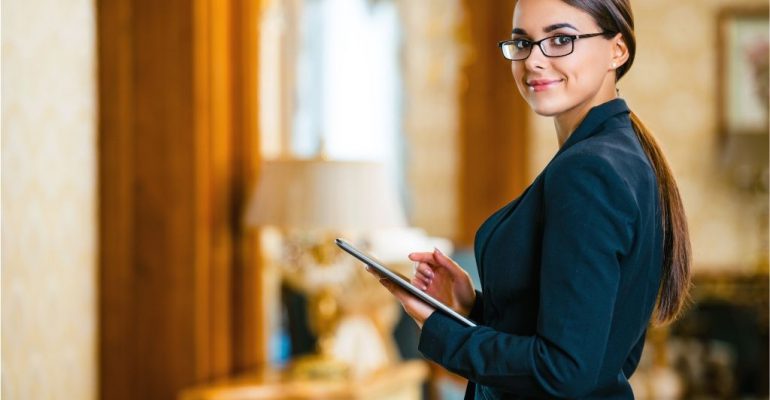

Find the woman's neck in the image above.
[
  {"left": 554, "top": 103, "right": 595, "bottom": 148},
  {"left": 554, "top": 83, "right": 619, "bottom": 148}
]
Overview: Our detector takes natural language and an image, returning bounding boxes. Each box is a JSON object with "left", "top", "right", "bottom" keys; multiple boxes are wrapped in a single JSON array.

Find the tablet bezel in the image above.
[{"left": 335, "top": 238, "right": 477, "bottom": 328}]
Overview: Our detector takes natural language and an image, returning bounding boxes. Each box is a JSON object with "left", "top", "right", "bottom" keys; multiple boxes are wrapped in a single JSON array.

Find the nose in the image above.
[{"left": 523, "top": 43, "right": 547, "bottom": 70}]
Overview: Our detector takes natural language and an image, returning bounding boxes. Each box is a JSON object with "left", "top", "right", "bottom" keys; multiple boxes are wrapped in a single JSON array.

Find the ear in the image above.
[{"left": 610, "top": 33, "right": 630, "bottom": 70}]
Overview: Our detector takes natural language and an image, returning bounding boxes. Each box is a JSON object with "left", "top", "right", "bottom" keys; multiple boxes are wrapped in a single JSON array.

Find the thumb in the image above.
[{"left": 433, "top": 247, "right": 464, "bottom": 278}]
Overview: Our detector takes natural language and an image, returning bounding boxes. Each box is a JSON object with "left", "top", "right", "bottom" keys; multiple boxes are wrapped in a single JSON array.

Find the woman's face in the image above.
[{"left": 511, "top": 0, "right": 619, "bottom": 117}]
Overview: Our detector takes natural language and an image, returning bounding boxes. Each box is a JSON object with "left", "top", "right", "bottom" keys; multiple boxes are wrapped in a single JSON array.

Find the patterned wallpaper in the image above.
[
  {"left": 1, "top": 0, "right": 97, "bottom": 398},
  {"left": 400, "top": 0, "right": 467, "bottom": 239},
  {"left": 527, "top": 0, "right": 768, "bottom": 273}
]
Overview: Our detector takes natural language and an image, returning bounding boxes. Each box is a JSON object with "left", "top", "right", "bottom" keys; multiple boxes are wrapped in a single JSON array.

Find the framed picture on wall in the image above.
[{"left": 717, "top": 7, "right": 769, "bottom": 139}]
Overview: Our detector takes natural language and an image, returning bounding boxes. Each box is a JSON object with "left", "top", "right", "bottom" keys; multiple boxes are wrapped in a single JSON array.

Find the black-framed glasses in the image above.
[{"left": 498, "top": 32, "right": 611, "bottom": 61}]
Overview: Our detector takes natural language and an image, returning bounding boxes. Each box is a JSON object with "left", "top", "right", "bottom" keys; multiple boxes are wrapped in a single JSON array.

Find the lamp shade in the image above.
[{"left": 245, "top": 159, "right": 407, "bottom": 230}]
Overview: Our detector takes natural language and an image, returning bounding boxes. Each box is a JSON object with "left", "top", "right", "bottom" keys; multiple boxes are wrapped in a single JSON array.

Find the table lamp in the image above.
[{"left": 245, "top": 157, "right": 407, "bottom": 379}]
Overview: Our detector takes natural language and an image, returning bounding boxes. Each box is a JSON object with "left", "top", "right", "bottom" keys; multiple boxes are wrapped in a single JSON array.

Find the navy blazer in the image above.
[{"left": 418, "top": 98, "right": 664, "bottom": 399}]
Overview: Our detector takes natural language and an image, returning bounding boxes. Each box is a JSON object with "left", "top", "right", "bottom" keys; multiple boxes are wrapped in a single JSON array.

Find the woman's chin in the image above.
[
  {"left": 527, "top": 100, "right": 565, "bottom": 117},
  {"left": 519, "top": 84, "right": 570, "bottom": 116}
]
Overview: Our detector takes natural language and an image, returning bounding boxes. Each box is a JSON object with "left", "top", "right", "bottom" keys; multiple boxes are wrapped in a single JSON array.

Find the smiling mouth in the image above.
[{"left": 527, "top": 79, "right": 563, "bottom": 92}]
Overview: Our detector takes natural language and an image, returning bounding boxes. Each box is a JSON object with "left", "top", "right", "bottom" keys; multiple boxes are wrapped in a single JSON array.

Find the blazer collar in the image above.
[{"left": 555, "top": 98, "right": 630, "bottom": 157}]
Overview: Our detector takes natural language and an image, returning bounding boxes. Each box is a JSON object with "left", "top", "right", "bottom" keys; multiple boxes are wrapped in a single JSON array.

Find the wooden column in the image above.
[
  {"left": 229, "top": 0, "right": 265, "bottom": 373},
  {"left": 97, "top": 0, "right": 263, "bottom": 398},
  {"left": 458, "top": 0, "right": 529, "bottom": 246}
]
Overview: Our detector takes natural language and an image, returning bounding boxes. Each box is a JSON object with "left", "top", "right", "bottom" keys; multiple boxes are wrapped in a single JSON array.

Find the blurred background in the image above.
[{"left": 2, "top": 0, "right": 768, "bottom": 399}]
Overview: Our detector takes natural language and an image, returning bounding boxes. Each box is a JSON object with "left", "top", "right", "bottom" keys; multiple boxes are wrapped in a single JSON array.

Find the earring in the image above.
[{"left": 612, "top": 62, "right": 617, "bottom": 68}]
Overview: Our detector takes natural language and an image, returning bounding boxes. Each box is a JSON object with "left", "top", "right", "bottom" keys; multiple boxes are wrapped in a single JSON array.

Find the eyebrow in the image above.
[{"left": 512, "top": 23, "right": 579, "bottom": 36}]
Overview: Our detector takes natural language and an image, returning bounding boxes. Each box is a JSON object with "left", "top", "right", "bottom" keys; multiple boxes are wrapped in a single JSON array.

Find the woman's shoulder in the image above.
[
  {"left": 550, "top": 127, "right": 654, "bottom": 185},
  {"left": 545, "top": 133, "right": 657, "bottom": 216},
  {"left": 545, "top": 148, "right": 630, "bottom": 193}
]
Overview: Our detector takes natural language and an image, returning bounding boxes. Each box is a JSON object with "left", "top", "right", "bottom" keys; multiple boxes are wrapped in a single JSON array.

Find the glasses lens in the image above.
[
  {"left": 501, "top": 42, "right": 528, "bottom": 61},
  {"left": 541, "top": 36, "right": 574, "bottom": 57}
]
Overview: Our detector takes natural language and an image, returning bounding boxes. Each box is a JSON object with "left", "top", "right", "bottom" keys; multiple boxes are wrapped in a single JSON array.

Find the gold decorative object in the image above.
[{"left": 245, "top": 158, "right": 407, "bottom": 380}]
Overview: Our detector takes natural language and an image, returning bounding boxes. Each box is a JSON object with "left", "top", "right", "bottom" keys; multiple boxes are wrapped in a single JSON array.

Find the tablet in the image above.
[{"left": 335, "top": 238, "right": 477, "bottom": 327}]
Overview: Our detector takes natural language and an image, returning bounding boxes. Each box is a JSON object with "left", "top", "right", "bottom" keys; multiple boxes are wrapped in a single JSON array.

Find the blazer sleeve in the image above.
[
  {"left": 418, "top": 153, "right": 637, "bottom": 399},
  {"left": 468, "top": 289, "right": 484, "bottom": 323}
]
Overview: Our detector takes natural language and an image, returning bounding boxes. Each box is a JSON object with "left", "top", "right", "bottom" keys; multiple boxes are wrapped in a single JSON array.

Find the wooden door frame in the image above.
[
  {"left": 97, "top": 0, "right": 264, "bottom": 398},
  {"left": 458, "top": 0, "right": 529, "bottom": 246}
]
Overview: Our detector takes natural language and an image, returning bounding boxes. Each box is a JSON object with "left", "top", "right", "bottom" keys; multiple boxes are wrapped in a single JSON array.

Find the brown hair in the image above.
[{"left": 561, "top": 0, "right": 693, "bottom": 325}]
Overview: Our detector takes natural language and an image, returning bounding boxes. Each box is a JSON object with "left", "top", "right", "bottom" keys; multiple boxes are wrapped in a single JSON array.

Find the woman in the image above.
[{"left": 371, "top": 0, "right": 692, "bottom": 398}]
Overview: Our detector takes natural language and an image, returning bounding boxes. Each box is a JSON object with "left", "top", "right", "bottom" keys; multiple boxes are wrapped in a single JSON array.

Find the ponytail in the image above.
[{"left": 630, "top": 112, "right": 693, "bottom": 325}]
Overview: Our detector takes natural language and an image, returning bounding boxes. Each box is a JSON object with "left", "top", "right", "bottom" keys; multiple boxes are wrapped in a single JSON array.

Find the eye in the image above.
[
  {"left": 511, "top": 39, "right": 532, "bottom": 50},
  {"left": 550, "top": 35, "right": 574, "bottom": 47}
]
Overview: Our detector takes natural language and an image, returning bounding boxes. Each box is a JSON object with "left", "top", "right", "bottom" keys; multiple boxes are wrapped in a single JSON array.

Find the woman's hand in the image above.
[
  {"left": 367, "top": 247, "right": 476, "bottom": 329},
  {"left": 371, "top": 273, "right": 436, "bottom": 329},
  {"left": 409, "top": 248, "right": 476, "bottom": 318}
]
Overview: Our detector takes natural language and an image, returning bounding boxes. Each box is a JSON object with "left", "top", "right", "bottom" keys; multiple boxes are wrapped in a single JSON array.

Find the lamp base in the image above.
[{"left": 289, "top": 354, "right": 350, "bottom": 381}]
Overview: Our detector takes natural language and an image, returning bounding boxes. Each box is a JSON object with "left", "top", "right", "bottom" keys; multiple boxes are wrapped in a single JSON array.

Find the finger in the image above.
[
  {"left": 380, "top": 278, "right": 402, "bottom": 297},
  {"left": 410, "top": 258, "right": 438, "bottom": 276},
  {"left": 381, "top": 278, "right": 411, "bottom": 303},
  {"left": 408, "top": 252, "right": 438, "bottom": 264},
  {"left": 416, "top": 263, "right": 435, "bottom": 278},
  {"left": 379, "top": 277, "right": 392, "bottom": 289},
  {"left": 380, "top": 278, "right": 399, "bottom": 296},
  {"left": 411, "top": 276, "right": 431, "bottom": 290},
  {"left": 415, "top": 265, "right": 433, "bottom": 279},
  {"left": 386, "top": 281, "right": 436, "bottom": 325},
  {"left": 414, "top": 274, "right": 432, "bottom": 289},
  {"left": 433, "top": 248, "right": 465, "bottom": 279},
  {"left": 365, "top": 265, "right": 385, "bottom": 279}
]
